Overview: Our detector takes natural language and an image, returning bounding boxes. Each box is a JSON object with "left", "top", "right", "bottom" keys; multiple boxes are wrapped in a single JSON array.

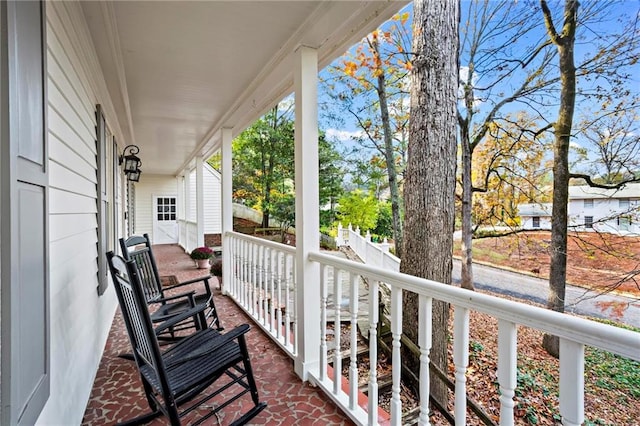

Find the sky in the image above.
[{"left": 317, "top": 0, "right": 640, "bottom": 178}]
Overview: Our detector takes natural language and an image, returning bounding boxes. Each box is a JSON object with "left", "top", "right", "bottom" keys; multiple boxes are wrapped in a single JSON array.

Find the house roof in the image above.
[
  {"left": 519, "top": 203, "right": 552, "bottom": 217},
  {"left": 568, "top": 183, "right": 640, "bottom": 200},
  {"left": 81, "top": 1, "right": 408, "bottom": 176}
]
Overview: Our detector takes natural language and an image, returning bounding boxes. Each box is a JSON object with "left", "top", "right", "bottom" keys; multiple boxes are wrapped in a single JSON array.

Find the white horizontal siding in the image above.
[
  {"left": 187, "top": 165, "right": 222, "bottom": 234},
  {"left": 38, "top": 2, "right": 120, "bottom": 424}
]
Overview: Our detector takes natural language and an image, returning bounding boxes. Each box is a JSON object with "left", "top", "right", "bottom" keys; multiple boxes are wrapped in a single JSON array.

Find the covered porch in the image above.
[
  {"left": 82, "top": 243, "right": 353, "bottom": 425},
  {"left": 2, "top": 1, "right": 637, "bottom": 425}
]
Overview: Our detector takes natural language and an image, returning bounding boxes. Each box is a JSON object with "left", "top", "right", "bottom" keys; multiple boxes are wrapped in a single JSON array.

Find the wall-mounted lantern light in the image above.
[
  {"left": 127, "top": 166, "right": 142, "bottom": 182},
  {"left": 119, "top": 145, "right": 142, "bottom": 181}
]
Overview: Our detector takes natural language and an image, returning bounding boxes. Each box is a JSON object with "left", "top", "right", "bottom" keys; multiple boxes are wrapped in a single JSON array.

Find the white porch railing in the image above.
[
  {"left": 224, "top": 231, "right": 640, "bottom": 426},
  {"left": 226, "top": 232, "right": 298, "bottom": 356},
  {"left": 178, "top": 219, "right": 199, "bottom": 253},
  {"left": 336, "top": 223, "right": 400, "bottom": 271}
]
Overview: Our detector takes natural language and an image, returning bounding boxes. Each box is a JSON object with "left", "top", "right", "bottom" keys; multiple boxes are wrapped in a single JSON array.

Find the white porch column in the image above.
[
  {"left": 294, "top": 45, "right": 320, "bottom": 380},
  {"left": 177, "top": 174, "right": 185, "bottom": 248},
  {"left": 195, "top": 156, "right": 205, "bottom": 247},
  {"left": 185, "top": 171, "right": 192, "bottom": 221},
  {"left": 221, "top": 127, "right": 233, "bottom": 295}
]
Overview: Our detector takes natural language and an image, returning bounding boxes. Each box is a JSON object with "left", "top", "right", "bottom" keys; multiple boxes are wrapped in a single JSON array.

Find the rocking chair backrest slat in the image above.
[
  {"left": 106, "top": 252, "right": 167, "bottom": 383},
  {"left": 120, "top": 234, "right": 164, "bottom": 302}
]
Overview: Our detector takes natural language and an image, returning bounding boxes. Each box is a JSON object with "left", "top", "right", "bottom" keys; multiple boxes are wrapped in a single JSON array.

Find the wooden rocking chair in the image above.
[
  {"left": 120, "top": 234, "right": 222, "bottom": 340},
  {"left": 106, "top": 251, "right": 266, "bottom": 426}
]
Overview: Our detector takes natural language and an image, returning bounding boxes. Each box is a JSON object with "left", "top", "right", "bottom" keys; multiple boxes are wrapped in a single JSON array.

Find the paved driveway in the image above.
[{"left": 453, "top": 259, "right": 640, "bottom": 328}]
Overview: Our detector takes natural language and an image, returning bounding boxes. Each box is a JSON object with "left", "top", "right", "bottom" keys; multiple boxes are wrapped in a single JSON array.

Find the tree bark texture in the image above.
[
  {"left": 401, "top": 0, "right": 459, "bottom": 407},
  {"left": 541, "top": 0, "right": 578, "bottom": 358}
]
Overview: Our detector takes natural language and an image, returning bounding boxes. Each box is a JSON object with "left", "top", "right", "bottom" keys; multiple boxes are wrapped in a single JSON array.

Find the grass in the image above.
[{"left": 452, "top": 241, "right": 510, "bottom": 264}]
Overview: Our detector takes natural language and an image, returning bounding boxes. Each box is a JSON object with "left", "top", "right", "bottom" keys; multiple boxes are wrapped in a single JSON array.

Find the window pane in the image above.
[
  {"left": 157, "top": 214, "right": 163, "bottom": 220},
  {"left": 585, "top": 216, "right": 593, "bottom": 228}
]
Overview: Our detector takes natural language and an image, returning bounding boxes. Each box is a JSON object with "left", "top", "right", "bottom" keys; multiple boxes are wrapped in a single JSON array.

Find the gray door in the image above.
[{"left": 1, "top": 1, "right": 50, "bottom": 424}]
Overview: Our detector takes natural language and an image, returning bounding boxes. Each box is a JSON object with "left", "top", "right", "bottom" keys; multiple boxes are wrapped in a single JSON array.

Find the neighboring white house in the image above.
[
  {"left": 134, "top": 163, "right": 222, "bottom": 244},
  {"left": 519, "top": 183, "right": 640, "bottom": 235},
  {"left": 519, "top": 202, "right": 553, "bottom": 230}
]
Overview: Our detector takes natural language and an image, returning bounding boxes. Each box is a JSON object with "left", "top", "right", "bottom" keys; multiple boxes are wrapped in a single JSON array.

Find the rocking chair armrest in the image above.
[
  {"left": 154, "top": 303, "right": 209, "bottom": 335},
  {"left": 166, "top": 275, "right": 213, "bottom": 295},
  {"left": 165, "top": 324, "right": 250, "bottom": 368},
  {"left": 149, "top": 290, "right": 198, "bottom": 306}
]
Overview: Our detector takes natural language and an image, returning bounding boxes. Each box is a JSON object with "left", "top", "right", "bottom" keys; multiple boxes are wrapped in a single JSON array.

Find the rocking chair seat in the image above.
[
  {"left": 150, "top": 292, "right": 212, "bottom": 324},
  {"left": 141, "top": 326, "right": 245, "bottom": 397}
]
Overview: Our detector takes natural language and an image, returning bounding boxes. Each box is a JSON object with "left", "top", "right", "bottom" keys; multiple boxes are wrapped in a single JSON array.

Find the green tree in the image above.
[
  {"left": 318, "top": 137, "right": 345, "bottom": 228},
  {"left": 233, "top": 103, "right": 294, "bottom": 227},
  {"left": 335, "top": 189, "right": 379, "bottom": 232},
  {"left": 233, "top": 101, "right": 345, "bottom": 231},
  {"left": 323, "top": 13, "right": 412, "bottom": 257}
]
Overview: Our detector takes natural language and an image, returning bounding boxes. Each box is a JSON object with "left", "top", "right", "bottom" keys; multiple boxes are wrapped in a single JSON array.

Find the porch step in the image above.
[{"left": 359, "top": 373, "right": 393, "bottom": 394}]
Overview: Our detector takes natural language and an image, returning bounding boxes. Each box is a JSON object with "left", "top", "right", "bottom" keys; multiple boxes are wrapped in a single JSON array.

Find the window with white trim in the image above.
[{"left": 584, "top": 216, "right": 594, "bottom": 229}]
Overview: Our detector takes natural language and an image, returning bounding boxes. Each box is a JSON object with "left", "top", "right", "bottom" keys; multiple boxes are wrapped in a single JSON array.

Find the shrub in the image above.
[{"left": 210, "top": 258, "right": 223, "bottom": 276}]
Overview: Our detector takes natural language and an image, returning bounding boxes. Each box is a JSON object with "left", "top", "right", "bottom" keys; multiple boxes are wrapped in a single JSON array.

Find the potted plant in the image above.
[
  {"left": 210, "top": 258, "right": 223, "bottom": 287},
  {"left": 190, "top": 246, "right": 214, "bottom": 269}
]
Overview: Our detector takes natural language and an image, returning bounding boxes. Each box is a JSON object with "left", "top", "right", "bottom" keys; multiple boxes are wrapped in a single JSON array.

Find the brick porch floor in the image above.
[{"left": 82, "top": 244, "right": 354, "bottom": 425}]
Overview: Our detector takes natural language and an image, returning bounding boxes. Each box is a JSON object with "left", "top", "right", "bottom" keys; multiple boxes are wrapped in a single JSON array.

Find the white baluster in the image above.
[
  {"left": 349, "top": 272, "right": 359, "bottom": 410},
  {"left": 249, "top": 243, "right": 255, "bottom": 315},
  {"left": 276, "top": 251, "right": 283, "bottom": 340},
  {"left": 262, "top": 245, "right": 269, "bottom": 324},
  {"left": 559, "top": 339, "right": 584, "bottom": 426},
  {"left": 320, "top": 264, "right": 328, "bottom": 381},
  {"left": 269, "top": 247, "right": 276, "bottom": 332},
  {"left": 240, "top": 240, "right": 246, "bottom": 306},
  {"left": 284, "top": 253, "right": 292, "bottom": 350},
  {"left": 419, "top": 295, "right": 433, "bottom": 426},
  {"left": 257, "top": 244, "right": 263, "bottom": 322},
  {"left": 368, "top": 281, "right": 379, "bottom": 426},
  {"left": 333, "top": 267, "right": 342, "bottom": 395},
  {"left": 498, "top": 319, "right": 516, "bottom": 426},
  {"left": 292, "top": 257, "right": 298, "bottom": 353},
  {"left": 390, "top": 286, "right": 402, "bottom": 425},
  {"left": 453, "top": 307, "right": 470, "bottom": 425},
  {"left": 244, "top": 240, "right": 249, "bottom": 308}
]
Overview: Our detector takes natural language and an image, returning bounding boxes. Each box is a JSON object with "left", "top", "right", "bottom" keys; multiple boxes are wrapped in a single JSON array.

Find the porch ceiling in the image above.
[{"left": 82, "top": 1, "right": 408, "bottom": 176}]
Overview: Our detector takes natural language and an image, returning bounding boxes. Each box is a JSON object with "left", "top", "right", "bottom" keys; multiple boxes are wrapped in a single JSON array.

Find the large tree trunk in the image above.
[
  {"left": 541, "top": 0, "right": 578, "bottom": 358},
  {"left": 401, "top": 0, "right": 459, "bottom": 408}
]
